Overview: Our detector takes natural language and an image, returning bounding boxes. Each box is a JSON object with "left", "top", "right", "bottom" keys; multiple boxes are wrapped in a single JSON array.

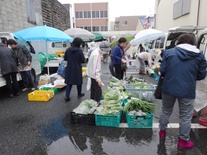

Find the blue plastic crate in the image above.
[
  {"left": 126, "top": 112, "right": 153, "bottom": 128},
  {"left": 95, "top": 112, "right": 121, "bottom": 128}
]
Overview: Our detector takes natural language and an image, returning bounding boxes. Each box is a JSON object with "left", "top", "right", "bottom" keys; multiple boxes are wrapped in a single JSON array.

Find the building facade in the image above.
[
  {"left": 74, "top": 2, "right": 108, "bottom": 32},
  {"left": 42, "top": 0, "right": 71, "bottom": 31},
  {"left": 114, "top": 16, "right": 155, "bottom": 31},
  {"left": 0, "top": 0, "right": 70, "bottom": 32},
  {"left": 155, "top": 0, "right": 207, "bottom": 32}
]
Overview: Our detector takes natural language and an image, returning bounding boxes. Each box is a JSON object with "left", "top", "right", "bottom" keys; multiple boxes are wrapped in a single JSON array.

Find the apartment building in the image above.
[
  {"left": 74, "top": 2, "right": 108, "bottom": 32},
  {"left": 155, "top": 0, "right": 207, "bottom": 32},
  {"left": 114, "top": 16, "right": 155, "bottom": 31}
]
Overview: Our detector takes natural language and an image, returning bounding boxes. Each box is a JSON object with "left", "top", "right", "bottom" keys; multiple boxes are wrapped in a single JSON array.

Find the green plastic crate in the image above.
[
  {"left": 95, "top": 111, "right": 121, "bottom": 128},
  {"left": 126, "top": 112, "right": 153, "bottom": 128},
  {"left": 39, "top": 87, "right": 59, "bottom": 95}
]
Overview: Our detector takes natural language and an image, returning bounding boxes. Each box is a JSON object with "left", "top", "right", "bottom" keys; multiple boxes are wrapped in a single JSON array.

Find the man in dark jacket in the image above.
[
  {"left": 158, "top": 34, "right": 207, "bottom": 149},
  {"left": 7, "top": 39, "right": 36, "bottom": 91},
  {"left": 64, "top": 37, "right": 86, "bottom": 102},
  {"left": 0, "top": 43, "right": 19, "bottom": 97}
]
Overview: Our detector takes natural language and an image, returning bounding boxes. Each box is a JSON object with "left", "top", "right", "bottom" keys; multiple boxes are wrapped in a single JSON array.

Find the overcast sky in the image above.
[{"left": 58, "top": 0, "right": 155, "bottom": 21}]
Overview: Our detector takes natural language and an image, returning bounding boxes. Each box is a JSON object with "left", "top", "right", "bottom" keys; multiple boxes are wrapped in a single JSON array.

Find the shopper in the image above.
[
  {"left": 64, "top": 37, "right": 86, "bottom": 102},
  {"left": 7, "top": 39, "right": 36, "bottom": 91},
  {"left": 0, "top": 43, "right": 19, "bottom": 97},
  {"left": 112, "top": 37, "right": 127, "bottom": 80},
  {"left": 137, "top": 44, "right": 145, "bottom": 53},
  {"left": 87, "top": 42, "right": 106, "bottom": 102},
  {"left": 88, "top": 42, "right": 96, "bottom": 58},
  {"left": 158, "top": 33, "right": 207, "bottom": 149},
  {"left": 137, "top": 51, "right": 154, "bottom": 74}
]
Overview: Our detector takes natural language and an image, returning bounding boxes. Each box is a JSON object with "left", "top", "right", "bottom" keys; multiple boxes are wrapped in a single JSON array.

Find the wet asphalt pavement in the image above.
[{"left": 0, "top": 62, "right": 207, "bottom": 155}]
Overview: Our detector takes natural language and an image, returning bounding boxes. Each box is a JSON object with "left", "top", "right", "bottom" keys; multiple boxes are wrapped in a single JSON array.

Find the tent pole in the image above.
[{"left": 46, "top": 41, "right": 50, "bottom": 75}]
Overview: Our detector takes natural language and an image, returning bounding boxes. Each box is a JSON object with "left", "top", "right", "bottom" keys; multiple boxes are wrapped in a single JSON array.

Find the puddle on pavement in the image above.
[{"left": 39, "top": 115, "right": 207, "bottom": 155}]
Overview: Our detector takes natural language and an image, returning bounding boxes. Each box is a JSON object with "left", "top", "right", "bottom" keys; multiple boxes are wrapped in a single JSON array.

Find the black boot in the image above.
[{"left": 78, "top": 93, "right": 85, "bottom": 98}]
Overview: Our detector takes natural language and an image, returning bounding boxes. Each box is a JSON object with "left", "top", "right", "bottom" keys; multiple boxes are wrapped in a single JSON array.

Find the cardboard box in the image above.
[{"left": 38, "top": 79, "right": 50, "bottom": 85}]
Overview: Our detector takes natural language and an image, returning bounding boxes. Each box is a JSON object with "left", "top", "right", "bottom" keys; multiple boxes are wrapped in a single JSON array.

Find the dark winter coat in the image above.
[
  {"left": 64, "top": 46, "right": 85, "bottom": 85},
  {"left": 0, "top": 43, "right": 17, "bottom": 75},
  {"left": 160, "top": 44, "right": 207, "bottom": 99},
  {"left": 13, "top": 44, "right": 32, "bottom": 68},
  {"left": 112, "top": 44, "right": 125, "bottom": 65}
]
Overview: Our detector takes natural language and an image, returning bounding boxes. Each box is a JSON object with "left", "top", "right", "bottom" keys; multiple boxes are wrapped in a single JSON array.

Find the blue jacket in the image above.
[
  {"left": 112, "top": 45, "right": 125, "bottom": 64},
  {"left": 160, "top": 44, "right": 207, "bottom": 99}
]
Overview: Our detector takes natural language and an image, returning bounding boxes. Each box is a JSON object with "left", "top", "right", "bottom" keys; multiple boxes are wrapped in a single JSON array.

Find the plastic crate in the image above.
[
  {"left": 70, "top": 112, "right": 95, "bottom": 125},
  {"left": 39, "top": 87, "right": 59, "bottom": 95},
  {"left": 126, "top": 112, "right": 153, "bottom": 128},
  {"left": 95, "top": 112, "right": 121, "bottom": 128},
  {"left": 28, "top": 90, "right": 54, "bottom": 102},
  {"left": 125, "top": 84, "right": 155, "bottom": 102}
]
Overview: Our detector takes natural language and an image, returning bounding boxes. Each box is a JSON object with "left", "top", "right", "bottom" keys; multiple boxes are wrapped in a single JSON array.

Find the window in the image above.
[
  {"left": 26, "top": 0, "right": 36, "bottom": 24},
  {"left": 92, "top": 11, "right": 99, "bottom": 18},
  {"left": 100, "top": 11, "right": 108, "bottom": 18},
  {"left": 155, "top": 37, "right": 165, "bottom": 49},
  {"left": 51, "top": 42, "right": 67, "bottom": 48},
  {"left": 173, "top": 0, "right": 190, "bottom": 19},
  {"left": 84, "top": 11, "right": 91, "bottom": 18},
  {"left": 75, "top": 11, "right": 83, "bottom": 18},
  {"left": 199, "top": 34, "right": 207, "bottom": 59},
  {"left": 92, "top": 26, "right": 99, "bottom": 31},
  {"left": 84, "top": 26, "right": 92, "bottom": 32},
  {"left": 122, "top": 21, "right": 128, "bottom": 25},
  {"left": 100, "top": 26, "right": 108, "bottom": 31}
]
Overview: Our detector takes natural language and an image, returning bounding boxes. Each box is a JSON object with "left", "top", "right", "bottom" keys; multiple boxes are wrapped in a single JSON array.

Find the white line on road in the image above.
[{"left": 119, "top": 123, "right": 207, "bottom": 128}]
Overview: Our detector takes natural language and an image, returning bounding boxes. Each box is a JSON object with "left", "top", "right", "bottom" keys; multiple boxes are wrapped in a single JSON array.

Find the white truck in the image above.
[{"left": 0, "top": 32, "right": 41, "bottom": 87}]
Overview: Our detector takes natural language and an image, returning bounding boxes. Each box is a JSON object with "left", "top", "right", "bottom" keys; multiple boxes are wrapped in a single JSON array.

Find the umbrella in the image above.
[
  {"left": 13, "top": 25, "right": 73, "bottom": 75},
  {"left": 130, "top": 29, "right": 165, "bottom": 46},
  {"left": 64, "top": 28, "right": 95, "bottom": 41},
  {"left": 14, "top": 25, "right": 73, "bottom": 42},
  {"left": 91, "top": 32, "right": 106, "bottom": 42},
  {"left": 110, "top": 35, "right": 134, "bottom": 49}
]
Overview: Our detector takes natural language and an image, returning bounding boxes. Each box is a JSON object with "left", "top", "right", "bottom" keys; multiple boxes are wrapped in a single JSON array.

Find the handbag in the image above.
[
  {"left": 119, "top": 48, "right": 127, "bottom": 71},
  {"left": 154, "top": 76, "right": 163, "bottom": 99}
]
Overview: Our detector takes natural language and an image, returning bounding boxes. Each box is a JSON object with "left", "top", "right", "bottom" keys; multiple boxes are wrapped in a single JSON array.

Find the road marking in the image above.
[{"left": 119, "top": 123, "right": 207, "bottom": 128}]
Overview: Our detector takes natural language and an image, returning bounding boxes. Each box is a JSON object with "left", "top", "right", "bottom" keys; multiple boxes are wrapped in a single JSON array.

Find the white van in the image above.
[
  {"left": 0, "top": 32, "right": 41, "bottom": 87},
  {"left": 151, "top": 26, "right": 207, "bottom": 56},
  {"left": 197, "top": 28, "right": 207, "bottom": 59}
]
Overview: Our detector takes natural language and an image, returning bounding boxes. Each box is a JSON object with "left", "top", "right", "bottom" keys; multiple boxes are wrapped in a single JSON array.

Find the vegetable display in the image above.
[
  {"left": 124, "top": 97, "right": 156, "bottom": 114},
  {"left": 73, "top": 99, "right": 98, "bottom": 114},
  {"left": 95, "top": 89, "right": 123, "bottom": 115}
]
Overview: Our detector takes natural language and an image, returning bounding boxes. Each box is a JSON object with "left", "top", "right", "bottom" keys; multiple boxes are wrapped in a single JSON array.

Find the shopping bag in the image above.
[
  {"left": 154, "top": 76, "right": 163, "bottom": 99},
  {"left": 86, "top": 77, "right": 91, "bottom": 91},
  {"left": 57, "top": 60, "right": 66, "bottom": 78}
]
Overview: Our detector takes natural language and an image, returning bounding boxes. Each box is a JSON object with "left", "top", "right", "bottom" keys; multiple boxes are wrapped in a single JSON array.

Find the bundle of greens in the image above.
[
  {"left": 124, "top": 97, "right": 156, "bottom": 114},
  {"left": 125, "top": 75, "right": 145, "bottom": 84},
  {"left": 73, "top": 99, "right": 98, "bottom": 114},
  {"left": 95, "top": 89, "right": 123, "bottom": 115}
]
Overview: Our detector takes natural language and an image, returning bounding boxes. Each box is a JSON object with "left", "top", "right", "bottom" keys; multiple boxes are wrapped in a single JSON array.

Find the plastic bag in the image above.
[
  {"left": 86, "top": 77, "right": 91, "bottom": 91},
  {"left": 57, "top": 60, "right": 66, "bottom": 78}
]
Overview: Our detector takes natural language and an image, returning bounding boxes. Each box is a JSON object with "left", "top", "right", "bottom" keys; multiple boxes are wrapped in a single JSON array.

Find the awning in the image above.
[{"left": 92, "top": 32, "right": 106, "bottom": 42}]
